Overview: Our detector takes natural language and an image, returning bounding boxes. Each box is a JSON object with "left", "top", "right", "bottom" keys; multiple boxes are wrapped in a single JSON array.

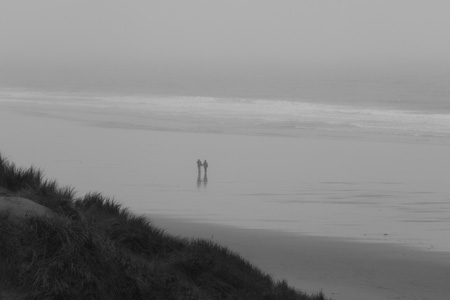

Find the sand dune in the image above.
[{"left": 2, "top": 195, "right": 449, "bottom": 299}]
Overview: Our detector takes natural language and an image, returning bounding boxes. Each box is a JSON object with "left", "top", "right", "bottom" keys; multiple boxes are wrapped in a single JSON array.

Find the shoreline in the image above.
[
  {"left": 1, "top": 102, "right": 450, "bottom": 253},
  {"left": 2, "top": 99, "right": 450, "bottom": 299},
  {"left": 148, "top": 214, "right": 450, "bottom": 300}
]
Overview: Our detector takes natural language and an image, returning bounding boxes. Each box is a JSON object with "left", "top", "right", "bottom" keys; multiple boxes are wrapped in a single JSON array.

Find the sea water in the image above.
[
  {"left": 1, "top": 70, "right": 450, "bottom": 251},
  {"left": 2, "top": 87, "right": 450, "bottom": 139}
]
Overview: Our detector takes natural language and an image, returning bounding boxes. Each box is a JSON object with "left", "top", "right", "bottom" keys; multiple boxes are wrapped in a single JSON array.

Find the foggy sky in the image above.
[{"left": 1, "top": 0, "right": 450, "bottom": 88}]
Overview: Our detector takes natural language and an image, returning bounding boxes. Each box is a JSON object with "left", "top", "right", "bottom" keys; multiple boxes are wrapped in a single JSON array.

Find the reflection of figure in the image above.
[
  {"left": 203, "top": 173, "right": 208, "bottom": 185},
  {"left": 203, "top": 160, "right": 208, "bottom": 174},
  {"left": 197, "top": 171, "right": 202, "bottom": 188},
  {"left": 197, "top": 159, "right": 203, "bottom": 173}
]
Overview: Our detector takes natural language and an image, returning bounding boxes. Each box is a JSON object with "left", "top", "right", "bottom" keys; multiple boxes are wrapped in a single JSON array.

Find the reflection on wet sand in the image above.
[{"left": 197, "top": 171, "right": 208, "bottom": 188}]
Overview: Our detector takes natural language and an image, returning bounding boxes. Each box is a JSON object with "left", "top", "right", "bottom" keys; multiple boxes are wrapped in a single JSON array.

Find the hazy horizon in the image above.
[{"left": 1, "top": 0, "right": 450, "bottom": 91}]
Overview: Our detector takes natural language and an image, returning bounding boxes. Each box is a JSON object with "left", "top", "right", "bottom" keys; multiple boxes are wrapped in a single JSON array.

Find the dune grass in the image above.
[
  {"left": 0, "top": 153, "right": 75, "bottom": 214},
  {"left": 0, "top": 153, "right": 328, "bottom": 300}
]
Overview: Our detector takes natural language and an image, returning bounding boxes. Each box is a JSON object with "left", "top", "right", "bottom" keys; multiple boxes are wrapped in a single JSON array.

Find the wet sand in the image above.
[
  {"left": 2, "top": 101, "right": 449, "bottom": 251},
  {"left": 150, "top": 215, "right": 450, "bottom": 300}
]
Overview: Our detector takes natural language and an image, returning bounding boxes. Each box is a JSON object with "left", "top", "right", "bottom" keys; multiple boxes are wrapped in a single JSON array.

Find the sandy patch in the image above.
[{"left": 0, "top": 196, "right": 52, "bottom": 218}]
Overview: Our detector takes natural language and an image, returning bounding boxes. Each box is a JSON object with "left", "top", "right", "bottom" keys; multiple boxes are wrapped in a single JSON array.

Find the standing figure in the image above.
[
  {"left": 203, "top": 160, "right": 208, "bottom": 175},
  {"left": 197, "top": 159, "right": 203, "bottom": 173}
]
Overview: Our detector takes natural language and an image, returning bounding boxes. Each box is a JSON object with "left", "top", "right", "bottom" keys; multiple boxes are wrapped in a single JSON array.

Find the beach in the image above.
[
  {"left": 1, "top": 94, "right": 450, "bottom": 299},
  {"left": 3, "top": 2, "right": 450, "bottom": 299},
  {"left": 150, "top": 215, "right": 450, "bottom": 300}
]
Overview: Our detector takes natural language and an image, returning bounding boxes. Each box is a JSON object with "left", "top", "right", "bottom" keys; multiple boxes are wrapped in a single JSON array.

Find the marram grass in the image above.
[{"left": 0, "top": 153, "right": 327, "bottom": 300}]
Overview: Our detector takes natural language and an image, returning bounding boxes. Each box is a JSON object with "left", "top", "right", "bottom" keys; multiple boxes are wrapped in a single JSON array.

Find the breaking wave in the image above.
[{"left": 2, "top": 89, "right": 450, "bottom": 138}]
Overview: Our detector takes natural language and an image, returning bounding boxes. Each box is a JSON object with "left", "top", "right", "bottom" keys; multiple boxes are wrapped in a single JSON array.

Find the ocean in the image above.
[
  {"left": 1, "top": 69, "right": 450, "bottom": 252},
  {"left": 2, "top": 76, "right": 450, "bottom": 140}
]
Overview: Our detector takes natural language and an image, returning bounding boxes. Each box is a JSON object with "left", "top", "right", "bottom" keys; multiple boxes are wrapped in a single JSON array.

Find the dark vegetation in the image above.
[{"left": 0, "top": 153, "right": 328, "bottom": 300}]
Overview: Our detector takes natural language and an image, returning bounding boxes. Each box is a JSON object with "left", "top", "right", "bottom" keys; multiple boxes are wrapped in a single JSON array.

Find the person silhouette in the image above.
[
  {"left": 203, "top": 160, "right": 208, "bottom": 175},
  {"left": 197, "top": 159, "right": 203, "bottom": 173}
]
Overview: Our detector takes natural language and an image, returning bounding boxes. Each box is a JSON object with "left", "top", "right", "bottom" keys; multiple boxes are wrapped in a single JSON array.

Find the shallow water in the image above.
[{"left": 1, "top": 96, "right": 450, "bottom": 252}]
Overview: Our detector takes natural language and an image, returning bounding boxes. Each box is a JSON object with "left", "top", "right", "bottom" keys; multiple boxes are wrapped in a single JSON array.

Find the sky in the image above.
[{"left": 1, "top": 0, "right": 449, "bottom": 89}]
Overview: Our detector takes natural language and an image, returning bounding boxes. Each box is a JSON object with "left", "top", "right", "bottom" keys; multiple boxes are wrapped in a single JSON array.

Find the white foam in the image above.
[{"left": 2, "top": 89, "right": 450, "bottom": 138}]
